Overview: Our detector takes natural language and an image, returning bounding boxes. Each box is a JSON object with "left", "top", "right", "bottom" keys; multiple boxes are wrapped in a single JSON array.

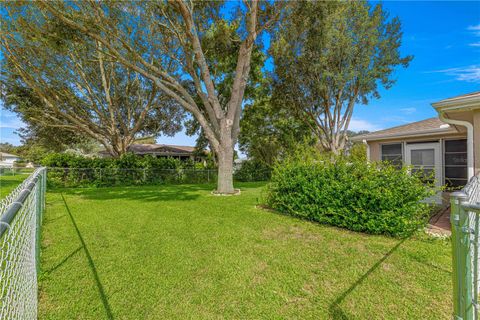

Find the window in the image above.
[
  {"left": 410, "top": 149, "right": 436, "bottom": 183},
  {"left": 444, "top": 139, "right": 468, "bottom": 188},
  {"left": 381, "top": 143, "right": 402, "bottom": 168}
]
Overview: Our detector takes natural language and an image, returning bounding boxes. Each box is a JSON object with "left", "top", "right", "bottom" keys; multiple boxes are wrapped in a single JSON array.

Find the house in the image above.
[
  {"left": 234, "top": 158, "right": 249, "bottom": 172},
  {"left": 351, "top": 92, "right": 480, "bottom": 191},
  {"left": 0, "top": 152, "right": 21, "bottom": 168},
  {"left": 100, "top": 144, "right": 206, "bottom": 162}
]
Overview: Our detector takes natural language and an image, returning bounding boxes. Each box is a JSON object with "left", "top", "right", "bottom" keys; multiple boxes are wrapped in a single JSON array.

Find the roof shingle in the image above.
[
  {"left": 351, "top": 117, "right": 458, "bottom": 141},
  {"left": 434, "top": 91, "right": 480, "bottom": 104},
  {"left": 127, "top": 144, "right": 196, "bottom": 153}
]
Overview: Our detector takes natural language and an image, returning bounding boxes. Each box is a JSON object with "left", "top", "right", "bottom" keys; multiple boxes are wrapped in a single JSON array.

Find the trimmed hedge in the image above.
[
  {"left": 41, "top": 153, "right": 217, "bottom": 187},
  {"left": 234, "top": 159, "right": 272, "bottom": 182},
  {"left": 265, "top": 154, "right": 437, "bottom": 237},
  {"left": 41, "top": 152, "right": 182, "bottom": 169}
]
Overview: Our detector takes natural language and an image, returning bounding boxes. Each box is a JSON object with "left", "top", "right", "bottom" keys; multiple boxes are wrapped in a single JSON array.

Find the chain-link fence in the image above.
[
  {"left": 46, "top": 167, "right": 219, "bottom": 188},
  {"left": 451, "top": 173, "right": 480, "bottom": 320},
  {"left": 45, "top": 167, "right": 271, "bottom": 188},
  {"left": 0, "top": 167, "right": 36, "bottom": 177},
  {"left": 0, "top": 167, "right": 46, "bottom": 320}
]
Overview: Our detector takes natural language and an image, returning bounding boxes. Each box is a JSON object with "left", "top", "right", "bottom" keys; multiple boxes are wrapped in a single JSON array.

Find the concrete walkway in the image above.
[{"left": 427, "top": 206, "right": 451, "bottom": 236}]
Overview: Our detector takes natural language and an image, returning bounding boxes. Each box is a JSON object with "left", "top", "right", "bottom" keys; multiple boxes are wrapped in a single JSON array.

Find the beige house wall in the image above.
[
  {"left": 443, "top": 109, "right": 480, "bottom": 175},
  {"left": 369, "top": 142, "right": 381, "bottom": 161},
  {"left": 367, "top": 108, "right": 479, "bottom": 175},
  {"left": 474, "top": 110, "right": 480, "bottom": 174},
  {"left": 367, "top": 132, "right": 467, "bottom": 162}
]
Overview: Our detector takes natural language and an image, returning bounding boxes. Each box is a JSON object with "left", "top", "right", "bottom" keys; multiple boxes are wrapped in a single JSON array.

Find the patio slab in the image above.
[{"left": 426, "top": 206, "right": 451, "bottom": 236}]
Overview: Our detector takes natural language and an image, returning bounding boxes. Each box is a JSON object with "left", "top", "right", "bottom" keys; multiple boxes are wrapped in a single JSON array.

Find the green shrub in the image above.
[
  {"left": 234, "top": 159, "right": 272, "bottom": 182},
  {"left": 265, "top": 152, "right": 437, "bottom": 237},
  {"left": 41, "top": 152, "right": 213, "bottom": 187}
]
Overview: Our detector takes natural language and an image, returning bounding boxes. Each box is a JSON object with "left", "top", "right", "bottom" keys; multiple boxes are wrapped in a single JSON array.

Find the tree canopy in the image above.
[
  {"left": 0, "top": 0, "right": 412, "bottom": 192},
  {"left": 271, "top": 0, "right": 412, "bottom": 153},
  {"left": 1, "top": 3, "right": 185, "bottom": 157},
  {"left": 238, "top": 85, "right": 314, "bottom": 167},
  {"left": 26, "top": 0, "right": 285, "bottom": 193}
]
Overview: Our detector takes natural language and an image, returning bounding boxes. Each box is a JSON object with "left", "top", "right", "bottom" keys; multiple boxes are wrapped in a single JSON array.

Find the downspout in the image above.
[
  {"left": 362, "top": 139, "right": 370, "bottom": 161},
  {"left": 438, "top": 111, "right": 474, "bottom": 179}
]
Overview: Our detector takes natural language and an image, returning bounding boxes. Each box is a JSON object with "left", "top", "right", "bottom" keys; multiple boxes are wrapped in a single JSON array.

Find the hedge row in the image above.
[
  {"left": 233, "top": 159, "right": 272, "bottom": 182},
  {"left": 42, "top": 153, "right": 217, "bottom": 187},
  {"left": 265, "top": 154, "right": 437, "bottom": 237},
  {"left": 41, "top": 152, "right": 186, "bottom": 170}
]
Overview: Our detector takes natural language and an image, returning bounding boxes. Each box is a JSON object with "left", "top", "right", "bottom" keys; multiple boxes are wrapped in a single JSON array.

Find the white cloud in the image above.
[
  {"left": 468, "top": 24, "right": 480, "bottom": 31},
  {"left": 0, "top": 117, "right": 24, "bottom": 129},
  {"left": 468, "top": 23, "right": 480, "bottom": 39},
  {"left": 466, "top": 23, "right": 480, "bottom": 46},
  {"left": 348, "top": 118, "right": 382, "bottom": 132},
  {"left": 432, "top": 65, "right": 480, "bottom": 83},
  {"left": 467, "top": 23, "right": 480, "bottom": 31},
  {"left": 400, "top": 107, "right": 416, "bottom": 115}
]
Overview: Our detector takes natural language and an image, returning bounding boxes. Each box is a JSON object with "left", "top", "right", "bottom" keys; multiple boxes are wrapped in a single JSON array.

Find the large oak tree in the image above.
[
  {"left": 238, "top": 86, "right": 314, "bottom": 167},
  {"left": 271, "top": 1, "right": 412, "bottom": 153},
  {"left": 1, "top": 5, "right": 184, "bottom": 157},
  {"left": 32, "top": 0, "right": 284, "bottom": 194}
]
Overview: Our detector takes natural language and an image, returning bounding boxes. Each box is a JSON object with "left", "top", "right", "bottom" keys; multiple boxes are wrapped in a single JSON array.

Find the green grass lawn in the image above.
[
  {"left": 0, "top": 173, "right": 30, "bottom": 199},
  {"left": 39, "top": 183, "right": 453, "bottom": 319}
]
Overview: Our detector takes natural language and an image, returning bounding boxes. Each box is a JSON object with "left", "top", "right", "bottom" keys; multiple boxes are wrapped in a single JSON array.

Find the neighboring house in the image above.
[
  {"left": 0, "top": 152, "right": 21, "bottom": 168},
  {"left": 100, "top": 144, "right": 206, "bottom": 162},
  {"left": 352, "top": 91, "right": 480, "bottom": 191},
  {"left": 234, "top": 158, "right": 249, "bottom": 172}
]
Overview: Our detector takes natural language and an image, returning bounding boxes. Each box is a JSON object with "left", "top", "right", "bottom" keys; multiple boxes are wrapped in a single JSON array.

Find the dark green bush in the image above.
[
  {"left": 41, "top": 153, "right": 216, "bottom": 187},
  {"left": 265, "top": 153, "right": 437, "bottom": 237},
  {"left": 234, "top": 159, "right": 272, "bottom": 182}
]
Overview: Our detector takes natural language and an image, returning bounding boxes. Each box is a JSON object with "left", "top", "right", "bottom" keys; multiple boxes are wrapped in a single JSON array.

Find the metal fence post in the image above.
[
  {"left": 0, "top": 167, "right": 47, "bottom": 319},
  {"left": 451, "top": 191, "right": 475, "bottom": 320},
  {"left": 36, "top": 172, "right": 43, "bottom": 274}
]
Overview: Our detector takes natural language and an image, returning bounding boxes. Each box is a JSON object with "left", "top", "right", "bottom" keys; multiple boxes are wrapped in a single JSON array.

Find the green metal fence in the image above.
[
  {"left": 451, "top": 174, "right": 480, "bottom": 320},
  {"left": 0, "top": 167, "right": 47, "bottom": 319},
  {"left": 44, "top": 167, "right": 270, "bottom": 188},
  {"left": 0, "top": 167, "right": 36, "bottom": 176}
]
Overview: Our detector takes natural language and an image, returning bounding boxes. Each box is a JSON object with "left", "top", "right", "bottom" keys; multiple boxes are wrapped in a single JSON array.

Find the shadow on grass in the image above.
[
  {"left": 328, "top": 238, "right": 407, "bottom": 319},
  {"left": 43, "top": 214, "right": 67, "bottom": 224},
  {"left": 51, "top": 184, "right": 209, "bottom": 203},
  {"left": 60, "top": 193, "right": 115, "bottom": 320},
  {"left": 409, "top": 254, "right": 452, "bottom": 275},
  {"left": 44, "top": 246, "right": 83, "bottom": 275},
  {"left": 49, "top": 182, "right": 267, "bottom": 203}
]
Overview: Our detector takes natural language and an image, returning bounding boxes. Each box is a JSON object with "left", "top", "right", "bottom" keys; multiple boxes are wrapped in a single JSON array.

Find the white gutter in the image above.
[
  {"left": 362, "top": 139, "right": 370, "bottom": 161},
  {"left": 438, "top": 111, "right": 474, "bottom": 179}
]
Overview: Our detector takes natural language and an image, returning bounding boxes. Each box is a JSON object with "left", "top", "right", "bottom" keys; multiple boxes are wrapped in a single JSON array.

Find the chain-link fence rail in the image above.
[
  {"left": 0, "top": 167, "right": 36, "bottom": 177},
  {"left": 45, "top": 167, "right": 271, "bottom": 188},
  {"left": 0, "top": 167, "right": 46, "bottom": 320},
  {"left": 451, "top": 173, "right": 480, "bottom": 320},
  {"left": 46, "top": 167, "right": 219, "bottom": 188}
]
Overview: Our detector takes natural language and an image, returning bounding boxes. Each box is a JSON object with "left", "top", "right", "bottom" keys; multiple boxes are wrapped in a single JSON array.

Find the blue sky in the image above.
[
  {"left": 1, "top": 1, "right": 479, "bottom": 147},
  {"left": 349, "top": 1, "right": 480, "bottom": 132}
]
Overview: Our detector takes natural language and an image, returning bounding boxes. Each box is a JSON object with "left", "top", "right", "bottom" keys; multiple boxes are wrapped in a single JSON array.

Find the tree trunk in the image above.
[{"left": 216, "top": 141, "right": 235, "bottom": 194}]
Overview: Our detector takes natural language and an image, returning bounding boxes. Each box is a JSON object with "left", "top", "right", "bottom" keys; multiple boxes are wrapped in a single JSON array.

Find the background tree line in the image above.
[{"left": 0, "top": 0, "right": 410, "bottom": 193}]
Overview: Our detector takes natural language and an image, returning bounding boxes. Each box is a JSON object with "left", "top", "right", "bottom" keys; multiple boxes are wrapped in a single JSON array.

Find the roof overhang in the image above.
[
  {"left": 351, "top": 127, "right": 461, "bottom": 142},
  {"left": 134, "top": 151, "right": 194, "bottom": 156},
  {"left": 432, "top": 93, "right": 480, "bottom": 112}
]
